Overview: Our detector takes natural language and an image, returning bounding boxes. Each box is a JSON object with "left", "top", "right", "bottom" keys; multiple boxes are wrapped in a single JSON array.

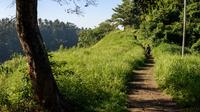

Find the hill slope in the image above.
[{"left": 0, "top": 30, "right": 145, "bottom": 111}]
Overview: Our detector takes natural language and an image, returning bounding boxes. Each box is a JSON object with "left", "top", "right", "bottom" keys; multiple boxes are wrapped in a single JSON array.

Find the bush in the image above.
[
  {"left": 0, "top": 56, "right": 38, "bottom": 111},
  {"left": 153, "top": 43, "right": 191, "bottom": 56},
  {"left": 192, "top": 39, "right": 200, "bottom": 53},
  {"left": 78, "top": 21, "right": 115, "bottom": 48}
]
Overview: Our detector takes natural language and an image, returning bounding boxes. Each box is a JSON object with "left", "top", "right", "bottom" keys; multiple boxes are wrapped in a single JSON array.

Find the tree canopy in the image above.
[
  {"left": 112, "top": 0, "right": 141, "bottom": 28},
  {"left": 112, "top": 0, "right": 200, "bottom": 51},
  {"left": 78, "top": 20, "right": 115, "bottom": 47}
]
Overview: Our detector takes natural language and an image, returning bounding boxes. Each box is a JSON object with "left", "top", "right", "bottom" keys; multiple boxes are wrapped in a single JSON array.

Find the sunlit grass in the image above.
[
  {"left": 153, "top": 43, "right": 200, "bottom": 106},
  {"left": 0, "top": 30, "right": 145, "bottom": 111}
]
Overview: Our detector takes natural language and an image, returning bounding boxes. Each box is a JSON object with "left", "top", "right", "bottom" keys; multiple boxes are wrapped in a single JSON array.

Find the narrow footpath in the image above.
[{"left": 127, "top": 56, "right": 181, "bottom": 112}]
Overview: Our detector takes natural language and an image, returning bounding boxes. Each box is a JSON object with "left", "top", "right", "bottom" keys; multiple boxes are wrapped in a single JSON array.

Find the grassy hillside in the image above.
[
  {"left": 0, "top": 30, "right": 145, "bottom": 111},
  {"left": 153, "top": 43, "right": 200, "bottom": 106}
]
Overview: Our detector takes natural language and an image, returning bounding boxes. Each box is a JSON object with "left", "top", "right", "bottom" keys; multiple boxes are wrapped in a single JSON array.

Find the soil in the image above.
[{"left": 127, "top": 56, "right": 182, "bottom": 112}]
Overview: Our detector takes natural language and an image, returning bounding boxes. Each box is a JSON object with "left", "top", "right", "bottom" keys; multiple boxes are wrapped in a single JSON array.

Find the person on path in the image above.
[{"left": 146, "top": 44, "right": 151, "bottom": 56}]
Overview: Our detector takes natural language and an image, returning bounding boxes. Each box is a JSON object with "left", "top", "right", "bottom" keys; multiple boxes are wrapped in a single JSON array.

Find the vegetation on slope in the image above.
[
  {"left": 1, "top": 0, "right": 199, "bottom": 110},
  {"left": 153, "top": 43, "right": 200, "bottom": 106},
  {"left": 78, "top": 20, "right": 115, "bottom": 48},
  {"left": 0, "top": 30, "right": 145, "bottom": 111}
]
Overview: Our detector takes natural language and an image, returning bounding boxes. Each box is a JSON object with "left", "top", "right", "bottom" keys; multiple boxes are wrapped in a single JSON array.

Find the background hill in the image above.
[
  {"left": 0, "top": 18, "right": 79, "bottom": 63},
  {"left": 0, "top": 30, "right": 145, "bottom": 111}
]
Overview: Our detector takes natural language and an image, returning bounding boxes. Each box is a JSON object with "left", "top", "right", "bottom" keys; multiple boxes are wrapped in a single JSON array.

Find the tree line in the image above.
[
  {"left": 0, "top": 18, "right": 79, "bottom": 63},
  {"left": 78, "top": 20, "right": 115, "bottom": 47},
  {"left": 111, "top": 0, "right": 200, "bottom": 52},
  {"left": 77, "top": 0, "right": 200, "bottom": 52}
]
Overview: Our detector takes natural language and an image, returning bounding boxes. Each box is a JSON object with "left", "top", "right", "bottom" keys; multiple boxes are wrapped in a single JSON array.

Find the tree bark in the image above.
[{"left": 15, "top": 0, "right": 69, "bottom": 111}]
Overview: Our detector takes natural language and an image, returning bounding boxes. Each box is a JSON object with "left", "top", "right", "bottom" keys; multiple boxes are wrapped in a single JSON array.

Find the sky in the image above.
[{"left": 0, "top": 0, "right": 121, "bottom": 28}]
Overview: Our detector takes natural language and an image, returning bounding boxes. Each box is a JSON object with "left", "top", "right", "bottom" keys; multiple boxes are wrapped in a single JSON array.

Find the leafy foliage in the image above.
[
  {"left": 137, "top": 0, "right": 200, "bottom": 48},
  {"left": 0, "top": 56, "right": 38, "bottom": 111},
  {"left": 112, "top": 0, "right": 141, "bottom": 28},
  {"left": 78, "top": 20, "right": 115, "bottom": 47},
  {"left": 111, "top": 0, "right": 157, "bottom": 28},
  {"left": 191, "top": 39, "right": 200, "bottom": 53}
]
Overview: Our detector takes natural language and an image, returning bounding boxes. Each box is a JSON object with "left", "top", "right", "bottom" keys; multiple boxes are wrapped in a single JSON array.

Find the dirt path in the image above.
[{"left": 127, "top": 56, "right": 181, "bottom": 112}]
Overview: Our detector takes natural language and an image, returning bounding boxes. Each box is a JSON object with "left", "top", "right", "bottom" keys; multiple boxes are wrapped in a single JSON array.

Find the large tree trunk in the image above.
[{"left": 15, "top": 0, "right": 69, "bottom": 111}]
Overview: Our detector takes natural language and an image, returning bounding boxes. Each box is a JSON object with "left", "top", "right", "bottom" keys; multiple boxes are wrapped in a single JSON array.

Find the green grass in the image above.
[
  {"left": 153, "top": 43, "right": 200, "bottom": 106},
  {"left": 0, "top": 30, "right": 145, "bottom": 111}
]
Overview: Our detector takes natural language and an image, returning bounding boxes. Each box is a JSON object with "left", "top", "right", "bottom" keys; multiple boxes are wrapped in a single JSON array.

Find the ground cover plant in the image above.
[
  {"left": 153, "top": 43, "right": 200, "bottom": 106},
  {"left": 0, "top": 30, "right": 145, "bottom": 111}
]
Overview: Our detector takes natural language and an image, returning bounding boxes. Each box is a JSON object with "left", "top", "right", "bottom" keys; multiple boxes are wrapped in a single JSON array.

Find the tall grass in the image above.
[
  {"left": 0, "top": 30, "right": 145, "bottom": 111},
  {"left": 153, "top": 43, "right": 200, "bottom": 106}
]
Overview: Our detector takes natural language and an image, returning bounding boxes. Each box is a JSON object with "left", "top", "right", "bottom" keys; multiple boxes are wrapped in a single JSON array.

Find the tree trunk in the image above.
[{"left": 15, "top": 0, "right": 69, "bottom": 111}]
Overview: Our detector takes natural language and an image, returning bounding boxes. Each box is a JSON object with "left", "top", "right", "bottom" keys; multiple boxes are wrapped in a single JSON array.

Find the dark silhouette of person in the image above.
[{"left": 146, "top": 45, "right": 151, "bottom": 56}]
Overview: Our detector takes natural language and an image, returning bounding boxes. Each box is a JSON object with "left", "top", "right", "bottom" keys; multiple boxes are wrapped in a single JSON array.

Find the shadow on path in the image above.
[{"left": 127, "top": 56, "right": 181, "bottom": 112}]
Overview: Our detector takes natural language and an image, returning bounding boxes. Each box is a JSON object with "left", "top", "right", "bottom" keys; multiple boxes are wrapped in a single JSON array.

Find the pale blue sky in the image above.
[{"left": 0, "top": 0, "right": 121, "bottom": 28}]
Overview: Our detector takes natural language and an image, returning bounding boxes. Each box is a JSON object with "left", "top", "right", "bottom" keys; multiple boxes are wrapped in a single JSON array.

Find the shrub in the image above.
[
  {"left": 153, "top": 43, "right": 191, "bottom": 56},
  {"left": 192, "top": 39, "right": 200, "bottom": 53}
]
